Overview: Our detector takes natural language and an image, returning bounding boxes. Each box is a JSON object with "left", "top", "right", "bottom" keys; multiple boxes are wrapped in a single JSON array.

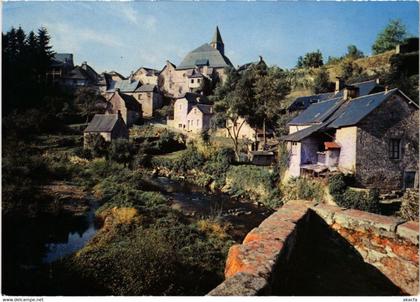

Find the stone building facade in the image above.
[
  {"left": 158, "top": 27, "right": 233, "bottom": 98},
  {"left": 355, "top": 94, "right": 419, "bottom": 189},
  {"left": 106, "top": 90, "right": 142, "bottom": 127},
  {"left": 134, "top": 84, "right": 163, "bottom": 117},
  {"left": 84, "top": 113, "right": 129, "bottom": 147},
  {"left": 133, "top": 67, "right": 159, "bottom": 85},
  {"left": 282, "top": 88, "right": 419, "bottom": 191},
  {"left": 168, "top": 92, "right": 213, "bottom": 133}
]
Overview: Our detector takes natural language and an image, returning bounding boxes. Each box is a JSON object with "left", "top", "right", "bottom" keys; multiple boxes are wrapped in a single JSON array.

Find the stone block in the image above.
[
  {"left": 311, "top": 204, "right": 344, "bottom": 225},
  {"left": 334, "top": 209, "right": 402, "bottom": 236},
  {"left": 207, "top": 272, "right": 268, "bottom": 296},
  {"left": 396, "top": 221, "right": 419, "bottom": 245}
]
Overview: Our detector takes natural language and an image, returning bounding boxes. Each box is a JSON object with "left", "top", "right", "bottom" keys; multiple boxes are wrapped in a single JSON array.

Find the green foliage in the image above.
[
  {"left": 212, "top": 63, "right": 290, "bottom": 159},
  {"left": 296, "top": 50, "right": 324, "bottom": 68},
  {"left": 346, "top": 45, "right": 364, "bottom": 59},
  {"left": 84, "top": 133, "right": 109, "bottom": 158},
  {"left": 152, "top": 146, "right": 205, "bottom": 173},
  {"left": 108, "top": 139, "right": 135, "bottom": 165},
  {"left": 339, "top": 58, "right": 366, "bottom": 82},
  {"left": 283, "top": 177, "right": 324, "bottom": 203},
  {"left": 3, "top": 26, "right": 57, "bottom": 113},
  {"left": 313, "top": 67, "right": 331, "bottom": 94},
  {"left": 226, "top": 165, "right": 282, "bottom": 208},
  {"left": 328, "top": 174, "right": 381, "bottom": 214},
  {"left": 372, "top": 19, "right": 408, "bottom": 55}
]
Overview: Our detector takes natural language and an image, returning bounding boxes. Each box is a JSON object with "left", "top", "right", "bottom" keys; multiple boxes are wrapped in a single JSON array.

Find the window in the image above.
[
  {"left": 198, "top": 79, "right": 201, "bottom": 83},
  {"left": 191, "top": 79, "right": 194, "bottom": 84},
  {"left": 389, "top": 139, "right": 401, "bottom": 159}
]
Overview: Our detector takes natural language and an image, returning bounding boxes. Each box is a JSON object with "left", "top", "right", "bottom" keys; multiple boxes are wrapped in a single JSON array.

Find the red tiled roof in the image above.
[{"left": 324, "top": 142, "right": 341, "bottom": 149}]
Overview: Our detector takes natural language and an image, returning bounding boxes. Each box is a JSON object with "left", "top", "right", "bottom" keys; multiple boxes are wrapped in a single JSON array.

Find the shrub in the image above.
[
  {"left": 283, "top": 177, "right": 325, "bottom": 203},
  {"left": 108, "top": 139, "right": 136, "bottom": 165},
  {"left": 328, "top": 174, "right": 380, "bottom": 214},
  {"left": 226, "top": 165, "right": 281, "bottom": 208},
  {"left": 84, "top": 133, "right": 108, "bottom": 158}
]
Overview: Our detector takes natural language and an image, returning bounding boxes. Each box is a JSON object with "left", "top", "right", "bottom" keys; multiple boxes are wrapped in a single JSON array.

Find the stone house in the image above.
[
  {"left": 134, "top": 84, "right": 163, "bottom": 117},
  {"left": 168, "top": 92, "right": 213, "bottom": 133},
  {"left": 133, "top": 67, "right": 159, "bottom": 85},
  {"left": 47, "top": 53, "right": 74, "bottom": 82},
  {"left": 62, "top": 61, "right": 101, "bottom": 88},
  {"left": 105, "top": 89, "right": 142, "bottom": 127},
  {"left": 158, "top": 26, "right": 233, "bottom": 97},
  {"left": 281, "top": 87, "right": 419, "bottom": 191},
  {"left": 84, "top": 113, "right": 128, "bottom": 147}
]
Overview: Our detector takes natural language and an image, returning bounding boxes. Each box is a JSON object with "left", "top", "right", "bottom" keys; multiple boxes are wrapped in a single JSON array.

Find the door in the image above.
[{"left": 403, "top": 171, "right": 416, "bottom": 189}]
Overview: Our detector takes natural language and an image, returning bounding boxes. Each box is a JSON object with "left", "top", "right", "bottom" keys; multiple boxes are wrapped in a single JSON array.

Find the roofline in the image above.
[{"left": 397, "top": 89, "right": 419, "bottom": 109}]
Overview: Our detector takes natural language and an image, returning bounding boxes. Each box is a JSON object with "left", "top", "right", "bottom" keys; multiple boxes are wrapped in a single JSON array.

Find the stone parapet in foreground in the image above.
[{"left": 208, "top": 200, "right": 419, "bottom": 296}]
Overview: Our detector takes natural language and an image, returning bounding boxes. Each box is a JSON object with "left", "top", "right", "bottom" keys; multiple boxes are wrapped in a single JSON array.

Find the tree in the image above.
[
  {"left": 74, "top": 87, "right": 104, "bottom": 123},
  {"left": 372, "top": 19, "right": 408, "bottom": 55},
  {"left": 253, "top": 66, "right": 291, "bottom": 145},
  {"left": 298, "top": 50, "right": 324, "bottom": 68},
  {"left": 211, "top": 67, "right": 253, "bottom": 160},
  {"left": 313, "top": 67, "right": 331, "bottom": 94},
  {"left": 346, "top": 45, "right": 364, "bottom": 59}
]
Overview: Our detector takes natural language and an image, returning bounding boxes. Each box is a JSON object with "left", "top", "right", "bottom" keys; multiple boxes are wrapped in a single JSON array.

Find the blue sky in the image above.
[{"left": 3, "top": 1, "right": 418, "bottom": 76}]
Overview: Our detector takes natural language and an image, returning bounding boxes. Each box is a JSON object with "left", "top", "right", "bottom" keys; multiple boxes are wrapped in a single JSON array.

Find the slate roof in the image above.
[
  {"left": 288, "top": 79, "right": 383, "bottom": 112},
  {"left": 288, "top": 97, "right": 343, "bottom": 125},
  {"left": 179, "top": 92, "right": 209, "bottom": 104},
  {"left": 107, "top": 79, "right": 141, "bottom": 92},
  {"left": 195, "top": 104, "right": 213, "bottom": 115},
  {"left": 136, "top": 84, "right": 158, "bottom": 93},
  {"left": 135, "top": 67, "right": 160, "bottom": 76},
  {"left": 51, "top": 53, "right": 74, "bottom": 68},
  {"left": 85, "top": 114, "right": 119, "bottom": 132},
  {"left": 177, "top": 43, "right": 233, "bottom": 70},
  {"left": 108, "top": 91, "right": 141, "bottom": 111},
  {"left": 211, "top": 26, "right": 223, "bottom": 44},
  {"left": 280, "top": 124, "right": 325, "bottom": 142},
  {"left": 282, "top": 89, "right": 415, "bottom": 142}
]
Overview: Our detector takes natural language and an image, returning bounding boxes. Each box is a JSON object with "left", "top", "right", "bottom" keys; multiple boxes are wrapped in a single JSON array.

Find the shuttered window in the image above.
[{"left": 389, "top": 139, "right": 401, "bottom": 159}]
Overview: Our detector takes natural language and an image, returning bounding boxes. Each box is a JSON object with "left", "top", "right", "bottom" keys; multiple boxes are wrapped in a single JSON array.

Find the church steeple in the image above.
[{"left": 210, "top": 26, "right": 224, "bottom": 56}]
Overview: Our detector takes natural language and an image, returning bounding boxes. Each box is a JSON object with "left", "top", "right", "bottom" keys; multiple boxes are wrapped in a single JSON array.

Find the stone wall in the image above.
[
  {"left": 208, "top": 200, "right": 419, "bottom": 296},
  {"left": 356, "top": 94, "right": 419, "bottom": 190}
]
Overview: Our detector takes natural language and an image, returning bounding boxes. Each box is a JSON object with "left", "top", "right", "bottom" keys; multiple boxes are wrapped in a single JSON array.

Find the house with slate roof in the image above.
[
  {"left": 281, "top": 86, "right": 419, "bottom": 191},
  {"left": 62, "top": 61, "right": 101, "bottom": 88},
  {"left": 106, "top": 89, "right": 142, "bottom": 127},
  {"left": 133, "top": 67, "right": 160, "bottom": 85},
  {"left": 47, "top": 53, "right": 74, "bottom": 82},
  {"left": 135, "top": 84, "right": 163, "bottom": 117},
  {"left": 158, "top": 26, "right": 233, "bottom": 97},
  {"left": 288, "top": 78, "right": 384, "bottom": 112},
  {"left": 168, "top": 92, "right": 213, "bottom": 133},
  {"left": 84, "top": 113, "right": 128, "bottom": 147}
]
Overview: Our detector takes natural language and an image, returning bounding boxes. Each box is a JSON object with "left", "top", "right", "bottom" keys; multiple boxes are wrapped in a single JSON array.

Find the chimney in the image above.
[
  {"left": 81, "top": 61, "right": 87, "bottom": 70},
  {"left": 385, "top": 85, "right": 389, "bottom": 93},
  {"left": 343, "top": 85, "right": 359, "bottom": 100},
  {"left": 117, "top": 110, "right": 122, "bottom": 119},
  {"left": 375, "top": 78, "right": 380, "bottom": 84},
  {"left": 335, "top": 77, "right": 345, "bottom": 93}
]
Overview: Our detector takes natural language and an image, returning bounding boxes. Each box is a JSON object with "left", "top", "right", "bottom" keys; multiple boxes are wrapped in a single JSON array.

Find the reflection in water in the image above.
[{"left": 42, "top": 202, "right": 98, "bottom": 263}]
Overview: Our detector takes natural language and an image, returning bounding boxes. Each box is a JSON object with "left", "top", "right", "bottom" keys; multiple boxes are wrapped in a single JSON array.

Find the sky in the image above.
[{"left": 3, "top": 1, "right": 419, "bottom": 76}]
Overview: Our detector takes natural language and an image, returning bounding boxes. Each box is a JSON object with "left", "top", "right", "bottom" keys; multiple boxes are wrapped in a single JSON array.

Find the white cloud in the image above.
[
  {"left": 118, "top": 5, "right": 157, "bottom": 30},
  {"left": 45, "top": 21, "right": 123, "bottom": 54}
]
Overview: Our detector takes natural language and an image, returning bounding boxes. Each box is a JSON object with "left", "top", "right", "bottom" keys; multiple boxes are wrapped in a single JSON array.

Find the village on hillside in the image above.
[{"left": 2, "top": 4, "right": 419, "bottom": 298}]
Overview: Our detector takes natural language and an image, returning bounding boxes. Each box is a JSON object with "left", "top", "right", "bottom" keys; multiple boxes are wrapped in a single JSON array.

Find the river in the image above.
[{"left": 3, "top": 177, "right": 272, "bottom": 271}]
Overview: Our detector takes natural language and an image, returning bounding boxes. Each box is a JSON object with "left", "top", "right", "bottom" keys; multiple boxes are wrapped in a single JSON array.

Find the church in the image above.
[{"left": 158, "top": 26, "right": 233, "bottom": 97}]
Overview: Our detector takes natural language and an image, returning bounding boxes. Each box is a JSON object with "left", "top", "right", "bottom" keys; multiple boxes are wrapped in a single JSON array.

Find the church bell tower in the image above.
[{"left": 210, "top": 26, "right": 225, "bottom": 56}]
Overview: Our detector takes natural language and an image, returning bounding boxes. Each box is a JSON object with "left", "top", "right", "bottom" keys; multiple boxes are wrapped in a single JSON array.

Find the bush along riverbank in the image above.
[{"left": 150, "top": 141, "right": 284, "bottom": 209}]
